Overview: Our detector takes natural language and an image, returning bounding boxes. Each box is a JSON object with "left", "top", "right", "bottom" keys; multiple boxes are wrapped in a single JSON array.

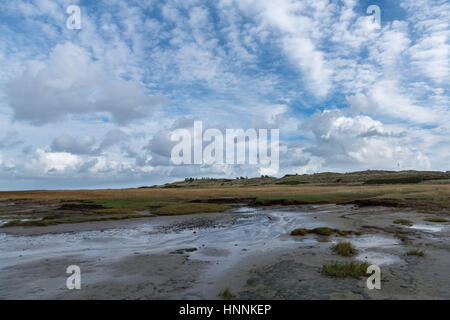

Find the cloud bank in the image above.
[{"left": 0, "top": 0, "right": 448, "bottom": 190}]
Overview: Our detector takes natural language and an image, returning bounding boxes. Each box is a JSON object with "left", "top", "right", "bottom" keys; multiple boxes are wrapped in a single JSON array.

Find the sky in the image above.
[{"left": 0, "top": 0, "right": 448, "bottom": 190}]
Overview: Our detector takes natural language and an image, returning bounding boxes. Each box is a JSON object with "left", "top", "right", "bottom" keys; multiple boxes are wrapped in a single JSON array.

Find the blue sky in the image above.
[{"left": 0, "top": 0, "right": 448, "bottom": 190}]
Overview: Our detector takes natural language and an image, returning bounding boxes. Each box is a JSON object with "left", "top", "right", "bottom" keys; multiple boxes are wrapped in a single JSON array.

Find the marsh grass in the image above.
[
  {"left": 220, "top": 288, "right": 236, "bottom": 300},
  {"left": 1, "top": 181, "right": 448, "bottom": 212},
  {"left": 310, "top": 227, "right": 335, "bottom": 236},
  {"left": 255, "top": 191, "right": 384, "bottom": 205},
  {"left": 152, "top": 203, "right": 230, "bottom": 216},
  {"left": 290, "top": 228, "right": 309, "bottom": 236},
  {"left": 290, "top": 227, "right": 362, "bottom": 237},
  {"left": 424, "top": 217, "right": 448, "bottom": 223},
  {"left": 320, "top": 261, "right": 371, "bottom": 279},
  {"left": 1, "top": 179, "right": 449, "bottom": 227},
  {"left": 1, "top": 197, "right": 229, "bottom": 227},
  {"left": 1, "top": 214, "right": 152, "bottom": 228},
  {"left": 365, "top": 177, "right": 426, "bottom": 184},
  {"left": 331, "top": 241, "right": 358, "bottom": 257},
  {"left": 87, "top": 198, "right": 229, "bottom": 216},
  {"left": 406, "top": 249, "right": 425, "bottom": 257},
  {"left": 89, "top": 197, "right": 174, "bottom": 208},
  {"left": 393, "top": 219, "right": 413, "bottom": 226}
]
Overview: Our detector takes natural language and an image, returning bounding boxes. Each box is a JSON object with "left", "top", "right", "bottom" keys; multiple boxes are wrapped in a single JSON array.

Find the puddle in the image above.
[
  {"left": 232, "top": 207, "right": 255, "bottom": 214},
  {"left": 410, "top": 224, "right": 444, "bottom": 232},
  {"left": 355, "top": 251, "right": 404, "bottom": 266},
  {"left": 0, "top": 218, "right": 42, "bottom": 227},
  {"left": 338, "top": 234, "right": 404, "bottom": 266},
  {"left": 350, "top": 234, "right": 400, "bottom": 249},
  {"left": 0, "top": 220, "right": 11, "bottom": 226}
]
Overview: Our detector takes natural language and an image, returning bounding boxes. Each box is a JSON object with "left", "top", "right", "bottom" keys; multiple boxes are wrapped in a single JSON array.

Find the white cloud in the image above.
[
  {"left": 5, "top": 42, "right": 167, "bottom": 124},
  {"left": 409, "top": 34, "right": 449, "bottom": 83},
  {"left": 301, "top": 109, "right": 431, "bottom": 170},
  {"left": 26, "top": 148, "right": 82, "bottom": 174},
  {"left": 346, "top": 80, "right": 442, "bottom": 124},
  {"left": 402, "top": 0, "right": 449, "bottom": 83},
  {"left": 234, "top": 0, "right": 334, "bottom": 98}
]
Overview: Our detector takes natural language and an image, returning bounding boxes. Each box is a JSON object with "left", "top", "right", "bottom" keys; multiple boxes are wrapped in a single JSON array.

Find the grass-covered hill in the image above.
[{"left": 157, "top": 170, "right": 450, "bottom": 188}]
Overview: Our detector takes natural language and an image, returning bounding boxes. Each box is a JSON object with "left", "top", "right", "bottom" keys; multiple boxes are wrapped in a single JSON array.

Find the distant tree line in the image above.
[{"left": 183, "top": 175, "right": 274, "bottom": 182}]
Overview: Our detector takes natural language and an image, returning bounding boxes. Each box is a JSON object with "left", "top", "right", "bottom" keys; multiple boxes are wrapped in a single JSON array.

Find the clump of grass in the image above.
[
  {"left": 335, "top": 229, "right": 363, "bottom": 236},
  {"left": 255, "top": 192, "right": 382, "bottom": 206},
  {"left": 406, "top": 249, "right": 425, "bottom": 257},
  {"left": 275, "top": 180, "right": 306, "bottom": 185},
  {"left": 364, "top": 177, "right": 426, "bottom": 184},
  {"left": 393, "top": 219, "right": 413, "bottom": 226},
  {"left": 320, "top": 261, "right": 371, "bottom": 279},
  {"left": 310, "top": 227, "right": 335, "bottom": 236},
  {"left": 290, "top": 228, "right": 309, "bottom": 236},
  {"left": 220, "top": 287, "right": 236, "bottom": 300},
  {"left": 290, "top": 227, "right": 362, "bottom": 237},
  {"left": 1, "top": 214, "right": 152, "bottom": 228},
  {"left": 153, "top": 203, "right": 230, "bottom": 216},
  {"left": 2, "top": 220, "right": 27, "bottom": 227},
  {"left": 2, "top": 219, "right": 53, "bottom": 227},
  {"left": 89, "top": 198, "right": 174, "bottom": 211},
  {"left": 424, "top": 217, "right": 448, "bottom": 223},
  {"left": 331, "top": 241, "right": 358, "bottom": 257}
]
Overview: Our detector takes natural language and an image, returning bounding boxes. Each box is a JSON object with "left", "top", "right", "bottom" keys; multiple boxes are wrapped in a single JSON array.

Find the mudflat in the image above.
[{"left": 1, "top": 202, "right": 449, "bottom": 299}]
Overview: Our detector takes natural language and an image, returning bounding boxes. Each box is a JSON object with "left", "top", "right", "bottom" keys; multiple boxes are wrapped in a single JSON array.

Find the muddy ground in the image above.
[{"left": 0, "top": 203, "right": 449, "bottom": 300}]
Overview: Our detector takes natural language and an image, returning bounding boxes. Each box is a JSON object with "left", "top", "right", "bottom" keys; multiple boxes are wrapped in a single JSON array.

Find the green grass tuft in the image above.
[
  {"left": 321, "top": 261, "right": 371, "bottom": 279},
  {"left": 290, "top": 227, "right": 362, "bottom": 237},
  {"left": 220, "top": 287, "right": 236, "bottom": 300},
  {"left": 406, "top": 249, "right": 425, "bottom": 257},
  {"left": 393, "top": 219, "right": 413, "bottom": 226},
  {"left": 331, "top": 241, "right": 358, "bottom": 257},
  {"left": 290, "top": 228, "right": 309, "bottom": 236},
  {"left": 310, "top": 227, "right": 335, "bottom": 236},
  {"left": 424, "top": 217, "right": 448, "bottom": 223}
]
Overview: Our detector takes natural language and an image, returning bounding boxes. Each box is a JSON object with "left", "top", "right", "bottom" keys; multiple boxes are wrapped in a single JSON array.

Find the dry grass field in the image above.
[{"left": 0, "top": 182, "right": 448, "bottom": 206}]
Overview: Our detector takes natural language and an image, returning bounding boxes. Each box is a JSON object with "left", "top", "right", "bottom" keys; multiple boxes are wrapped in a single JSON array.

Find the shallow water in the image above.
[
  {"left": 410, "top": 224, "right": 445, "bottom": 232},
  {"left": 0, "top": 217, "right": 42, "bottom": 227},
  {"left": 331, "top": 234, "right": 403, "bottom": 265},
  {"left": 0, "top": 207, "right": 314, "bottom": 268}
]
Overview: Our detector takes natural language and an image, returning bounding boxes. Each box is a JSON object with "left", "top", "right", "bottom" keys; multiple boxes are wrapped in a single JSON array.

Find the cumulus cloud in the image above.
[
  {"left": 99, "top": 129, "right": 130, "bottom": 150},
  {"left": 301, "top": 109, "right": 430, "bottom": 169},
  {"left": 5, "top": 42, "right": 167, "bottom": 125},
  {"left": 25, "top": 148, "right": 83, "bottom": 175},
  {"left": 402, "top": 0, "right": 450, "bottom": 84},
  {"left": 51, "top": 135, "right": 97, "bottom": 155},
  {"left": 50, "top": 129, "right": 134, "bottom": 157},
  {"left": 0, "top": 131, "right": 23, "bottom": 150},
  {"left": 346, "top": 80, "right": 441, "bottom": 124}
]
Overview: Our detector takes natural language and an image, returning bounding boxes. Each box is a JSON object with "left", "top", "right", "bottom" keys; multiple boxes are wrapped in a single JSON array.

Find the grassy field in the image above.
[
  {"left": 1, "top": 171, "right": 448, "bottom": 227},
  {"left": 1, "top": 183, "right": 448, "bottom": 202},
  {"left": 1, "top": 184, "right": 448, "bottom": 208}
]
